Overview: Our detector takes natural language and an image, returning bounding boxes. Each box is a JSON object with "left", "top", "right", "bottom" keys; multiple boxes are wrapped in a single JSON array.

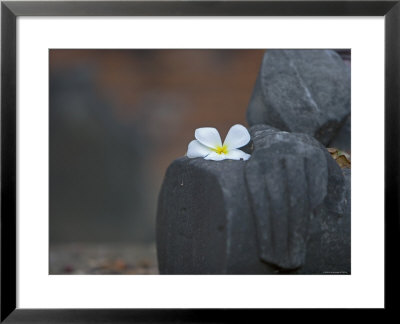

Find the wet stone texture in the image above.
[
  {"left": 157, "top": 126, "right": 350, "bottom": 274},
  {"left": 246, "top": 49, "right": 351, "bottom": 148}
]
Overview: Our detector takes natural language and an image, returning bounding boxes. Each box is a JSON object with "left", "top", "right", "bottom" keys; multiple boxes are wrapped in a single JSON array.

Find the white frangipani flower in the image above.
[{"left": 186, "top": 124, "right": 251, "bottom": 161}]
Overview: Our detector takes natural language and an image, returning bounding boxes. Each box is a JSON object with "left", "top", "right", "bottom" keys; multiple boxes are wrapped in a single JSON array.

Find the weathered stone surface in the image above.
[
  {"left": 156, "top": 157, "right": 274, "bottom": 274},
  {"left": 329, "top": 114, "right": 351, "bottom": 152},
  {"left": 156, "top": 125, "right": 350, "bottom": 274},
  {"left": 299, "top": 167, "right": 351, "bottom": 274},
  {"left": 247, "top": 50, "right": 351, "bottom": 145},
  {"left": 245, "top": 125, "right": 349, "bottom": 273}
]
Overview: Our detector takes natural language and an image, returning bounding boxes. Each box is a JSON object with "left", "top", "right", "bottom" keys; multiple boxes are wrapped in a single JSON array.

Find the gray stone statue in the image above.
[
  {"left": 156, "top": 49, "right": 351, "bottom": 274},
  {"left": 247, "top": 49, "right": 351, "bottom": 151}
]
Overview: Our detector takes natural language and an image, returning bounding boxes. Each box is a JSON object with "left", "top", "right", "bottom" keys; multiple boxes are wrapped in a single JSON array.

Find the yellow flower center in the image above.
[{"left": 213, "top": 145, "right": 228, "bottom": 155}]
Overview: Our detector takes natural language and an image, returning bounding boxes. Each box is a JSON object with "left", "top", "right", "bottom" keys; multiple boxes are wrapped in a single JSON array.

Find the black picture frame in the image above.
[{"left": 1, "top": 0, "right": 398, "bottom": 321}]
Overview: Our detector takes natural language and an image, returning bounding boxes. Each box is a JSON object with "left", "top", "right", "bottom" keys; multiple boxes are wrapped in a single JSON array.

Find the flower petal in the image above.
[
  {"left": 204, "top": 152, "right": 227, "bottom": 161},
  {"left": 195, "top": 127, "right": 222, "bottom": 149},
  {"left": 225, "top": 148, "right": 251, "bottom": 161},
  {"left": 223, "top": 124, "right": 251, "bottom": 149},
  {"left": 187, "top": 140, "right": 213, "bottom": 158}
]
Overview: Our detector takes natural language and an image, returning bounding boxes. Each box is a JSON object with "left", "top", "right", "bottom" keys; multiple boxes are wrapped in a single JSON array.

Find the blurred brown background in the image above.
[{"left": 49, "top": 49, "right": 265, "bottom": 274}]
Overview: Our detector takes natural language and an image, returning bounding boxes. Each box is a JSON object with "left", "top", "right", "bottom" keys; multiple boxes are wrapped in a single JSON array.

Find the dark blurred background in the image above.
[{"left": 49, "top": 49, "right": 265, "bottom": 274}]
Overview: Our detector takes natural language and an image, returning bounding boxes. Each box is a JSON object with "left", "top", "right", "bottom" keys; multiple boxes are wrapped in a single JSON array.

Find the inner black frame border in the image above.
[{"left": 1, "top": 1, "right": 399, "bottom": 322}]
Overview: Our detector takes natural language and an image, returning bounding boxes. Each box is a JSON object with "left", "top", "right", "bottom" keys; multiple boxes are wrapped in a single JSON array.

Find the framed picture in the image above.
[{"left": 1, "top": 0, "right": 397, "bottom": 321}]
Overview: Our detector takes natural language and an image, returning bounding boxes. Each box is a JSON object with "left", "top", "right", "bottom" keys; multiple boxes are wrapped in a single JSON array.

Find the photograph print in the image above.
[{"left": 49, "top": 49, "right": 351, "bottom": 275}]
